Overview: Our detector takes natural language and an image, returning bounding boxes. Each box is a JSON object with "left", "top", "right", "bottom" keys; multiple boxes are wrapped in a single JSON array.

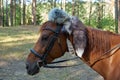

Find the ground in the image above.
[{"left": 0, "top": 26, "right": 103, "bottom": 80}]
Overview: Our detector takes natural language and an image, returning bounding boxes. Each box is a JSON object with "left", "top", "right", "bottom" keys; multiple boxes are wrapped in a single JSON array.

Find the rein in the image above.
[
  {"left": 90, "top": 44, "right": 120, "bottom": 67},
  {"left": 43, "top": 56, "right": 80, "bottom": 68},
  {"left": 44, "top": 42, "right": 120, "bottom": 68},
  {"left": 30, "top": 49, "right": 80, "bottom": 68}
]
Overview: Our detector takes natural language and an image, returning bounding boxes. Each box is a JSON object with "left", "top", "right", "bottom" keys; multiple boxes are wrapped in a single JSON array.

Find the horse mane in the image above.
[{"left": 84, "top": 27, "right": 117, "bottom": 61}]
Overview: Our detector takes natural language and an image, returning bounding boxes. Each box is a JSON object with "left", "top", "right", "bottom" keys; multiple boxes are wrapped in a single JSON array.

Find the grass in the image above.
[
  {"left": 0, "top": 26, "right": 39, "bottom": 60},
  {"left": 0, "top": 26, "right": 103, "bottom": 80}
]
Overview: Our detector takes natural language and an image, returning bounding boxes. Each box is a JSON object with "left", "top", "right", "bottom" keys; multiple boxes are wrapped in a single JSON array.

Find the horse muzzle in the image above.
[{"left": 26, "top": 61, "right": 41, "bottom": 75}]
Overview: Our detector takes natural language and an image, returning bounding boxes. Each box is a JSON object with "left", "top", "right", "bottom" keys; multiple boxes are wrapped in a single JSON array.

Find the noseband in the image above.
[{"left": 30, "top": 23, "right": 63, "bottom": 66}]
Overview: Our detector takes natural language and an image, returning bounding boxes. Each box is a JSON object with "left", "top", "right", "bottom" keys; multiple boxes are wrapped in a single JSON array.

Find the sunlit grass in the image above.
[
  {"left": 0, "top": 35, "right": 38, "bottom": 43},
  {"left": 0, "top": 26, "right": 39, "bottom": 60}
]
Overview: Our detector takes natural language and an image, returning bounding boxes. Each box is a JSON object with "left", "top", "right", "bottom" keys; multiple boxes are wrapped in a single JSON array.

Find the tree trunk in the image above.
[
  {"left": 61, "top": 0, "right": 62, "bottom": 9},
  {"left": 19, "top": 0, "right": 21, "bottom": 25},
  {"left": 14, "top": 0, "right": 16, "bottom": 26},
  {"left": 63, "top": 0, "right": 66, "bottom": 10},
  {"left": 0, "top": 0, "right": 3, "bottom": 27},
  {"left": 118, "top": 0, "right": 120, "bottom": 33},
  {"left": 88, "top": 0, "right": 92, "bottom": 25},
  {"left": 96, "top": 1, "right": 103, "bottom": 29},
  {"left": 54, "top": 0, "right": 56, "bottom": 8},
  {"left": 6, "top": 0, "right": 9, "bottom": 26},
  {"left": 72, "top": 0, "right": 75, "bottom": 16},
  {"left": 23, "top": 0, "right": 26, "bottom": 25},
  {"left": 21, "top": 0, "right": 23, "bottom": 25},
  {"left": 76, "top": 1, "right": 80, "bottom": 17},
  {"left": 2, "top": 0, "right": 4, "bottom": 27},
  {"left": 10, "top": 0, "right": 13, "bottom": 26},
  {"left": 0, "top": 0, "right": 1, "bottom": 26},
  {"left": 60, "top": 0, "right": 66, "bottom": 10},
  {"left": 115, "top": 0, "right": 118, "bottom": 33},
  {"left": 32, "top": 0, "right": 36, "bottom": 25}
]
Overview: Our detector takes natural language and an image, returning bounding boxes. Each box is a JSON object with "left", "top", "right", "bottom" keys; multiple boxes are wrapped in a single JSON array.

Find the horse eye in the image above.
[{"left": 42, "top": 35, "right": 49, "bottom": 41}]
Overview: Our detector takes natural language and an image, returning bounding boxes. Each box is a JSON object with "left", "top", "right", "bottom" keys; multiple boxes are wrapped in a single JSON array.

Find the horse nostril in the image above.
[
  {"left": 26, "top": 62, "right": 29, "bottom": 70},
  {"left": 26, "top": 65, "right": 29, "bottom": 70}
]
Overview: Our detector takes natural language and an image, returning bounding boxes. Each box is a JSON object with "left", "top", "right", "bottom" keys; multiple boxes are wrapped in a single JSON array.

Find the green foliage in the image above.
[
  {"left": 26, "top": 4, "right": 32, "bottom": 25},
  {"left": 100, "top": 17, "right": 115, "bottom": 31},
  {"left": 36, "top": 14, "right": 43, "bottom": 25},
  {"left": 15, "top": 4, "right": 21, "bottom": 25},
  {"left": 2, "top": 1, "right": 116, "bottom": 32},
  {"left": 65, "top": 2, "right": 72, "bottom": 15}
]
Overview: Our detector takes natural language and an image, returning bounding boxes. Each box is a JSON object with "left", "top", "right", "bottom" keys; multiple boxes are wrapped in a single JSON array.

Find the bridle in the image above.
[
  {"left": 30, "top": 23, "right": 80, "bottom": 68},
  {"left": 30, "top": 23, "right": 120, "bottom": 68},
  {"left": 30, "top": 23, "right": 64, "bottom": 66},
  {"left": 90, "top": 43, "right": 120, "bottom": 67}
]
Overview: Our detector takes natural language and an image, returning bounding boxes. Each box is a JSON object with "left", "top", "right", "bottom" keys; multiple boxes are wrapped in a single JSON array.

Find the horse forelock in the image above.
[{"left": 39, "top": 21, "right": 56, "bottom": 33}]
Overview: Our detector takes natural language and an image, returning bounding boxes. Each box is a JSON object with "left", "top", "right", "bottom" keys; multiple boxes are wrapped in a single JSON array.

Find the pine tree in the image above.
[
  {"left": 23, "top": 0, "right": 26, "bottom": 25},
  {"left": 32, "top": 0, "right": 36, "bottom": 25},
  {"left": 6, "top": 0, "right": 9, "bottom": 26},
  {"left": 118, "top": 0, "right": 120, "bottom": 33}
]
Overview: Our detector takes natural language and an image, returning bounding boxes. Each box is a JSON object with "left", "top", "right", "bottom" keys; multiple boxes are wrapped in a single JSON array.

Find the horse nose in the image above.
[
  {"left": 26, "top": 62, "right": 29, "bottom": 70},
  {"left": 26, "top": 62, "right": 32, "bottom": 73},
  {"left": 25, "top": 61, "right": 40, "bottom": 75},
  {"left": 26, "top": 62, "right": 32, "bottom": 74}
]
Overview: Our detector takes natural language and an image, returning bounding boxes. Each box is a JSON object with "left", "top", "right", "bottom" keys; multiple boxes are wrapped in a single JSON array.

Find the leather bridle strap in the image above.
[
  {"left": 30, "top": 23, "right": 63, "bottom": 65},
  {"left": 30, "top": 23, "right": 81, "bottom": 68},
  {"left": 90, "top": 44, "right": 120, "bottom": 67},
  {"left": 30, "top": 49, "right": 43, "bottom": 60},
  {"left": 41, "top": 24, "right": 62, "bottom": 62},
  {"left": 43, "top": 56, "right": 80, "bottom": 68}
]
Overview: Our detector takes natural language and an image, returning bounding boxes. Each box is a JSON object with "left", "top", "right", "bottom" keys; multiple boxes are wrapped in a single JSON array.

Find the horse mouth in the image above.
[
  {"left": 26, "top": 62, "right": 40, "bottom": 75},
  {"left": 27, "top": 66, "right": 40, "bottom": 75}
]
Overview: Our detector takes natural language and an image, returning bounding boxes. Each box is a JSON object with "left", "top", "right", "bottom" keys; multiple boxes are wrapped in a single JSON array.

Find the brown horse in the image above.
[{"left": 26, "top": 21, "right": 120, "bottom": 80}]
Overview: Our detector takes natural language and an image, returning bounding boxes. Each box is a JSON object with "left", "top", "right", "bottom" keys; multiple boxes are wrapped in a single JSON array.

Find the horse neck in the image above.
[
  {"left": 68, "top": 27, "right": 120, "bottom": 64},
  {"left": 83, "top": 28, "right": 120, "bottom": 77},
  {"left": 81, "top": 28, "right": 112, "bottom": 64},
  {"left": 68, "top": 27, "right": 120, "bottom": 78}
]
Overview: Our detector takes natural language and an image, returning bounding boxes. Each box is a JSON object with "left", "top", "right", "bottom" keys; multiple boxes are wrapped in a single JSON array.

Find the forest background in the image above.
[
  {"left": 0, "top": 0, "right": 120, "bottom": 80},
  {"left": 0, "top": 0, "right": 120, "bottom": 33}
]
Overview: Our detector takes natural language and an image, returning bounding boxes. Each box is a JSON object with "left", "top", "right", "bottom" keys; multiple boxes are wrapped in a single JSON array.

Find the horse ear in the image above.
[{"left": 71, "top": 16, "right": 87, "bottom": 57}]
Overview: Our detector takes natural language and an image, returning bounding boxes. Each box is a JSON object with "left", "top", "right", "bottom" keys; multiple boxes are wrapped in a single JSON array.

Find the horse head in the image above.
[
  {"left": 26, "top": 8, "right": 86, "bottom": 75},
  {"left": 26, "top": 21, "right": 69, "bottom": 75}
]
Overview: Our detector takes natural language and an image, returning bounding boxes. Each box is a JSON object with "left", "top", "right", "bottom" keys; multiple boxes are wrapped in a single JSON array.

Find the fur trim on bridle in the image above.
[
  {"left": 48, "top": 8, "right": 87, "bottom": 57},
  {"left": 48, "top": 8, "right": 70, "bottom": 24},
  {"left": 48, "top": 8, "right": 72, "bottom": 34}
]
